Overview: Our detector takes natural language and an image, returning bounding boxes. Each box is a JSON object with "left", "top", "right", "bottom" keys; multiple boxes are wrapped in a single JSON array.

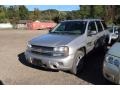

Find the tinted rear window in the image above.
[{"left": 96, "top": 21, "right": 103, "bottom": 32}]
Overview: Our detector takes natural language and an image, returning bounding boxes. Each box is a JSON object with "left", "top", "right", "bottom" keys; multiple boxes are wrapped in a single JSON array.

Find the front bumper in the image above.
[
  {"left": 25, "top": 50, "right": 75, "bottom": 71},
  {"left": 103, "top": 61, "right": 120, "bottom": 84}
]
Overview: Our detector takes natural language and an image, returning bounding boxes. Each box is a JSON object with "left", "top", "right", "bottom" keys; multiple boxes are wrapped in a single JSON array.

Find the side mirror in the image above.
[{"left": 88, "top": 30, "right": 97, "bottom": 36}]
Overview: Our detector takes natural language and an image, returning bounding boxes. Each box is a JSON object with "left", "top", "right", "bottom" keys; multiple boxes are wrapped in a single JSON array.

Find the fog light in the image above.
[{"left": 29, "top": 57, "right": 32, "bottom": 63}]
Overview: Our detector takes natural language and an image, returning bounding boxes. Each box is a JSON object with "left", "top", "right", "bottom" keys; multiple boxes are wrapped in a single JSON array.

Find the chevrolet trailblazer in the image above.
[{"left": 25, "top": 19, "right": 109, "bottom": 74}]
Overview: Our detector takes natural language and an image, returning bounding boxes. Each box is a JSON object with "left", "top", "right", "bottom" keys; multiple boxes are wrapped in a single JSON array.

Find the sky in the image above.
[{"left": 26, "top": 5, "right": 80, "bottom": 11}]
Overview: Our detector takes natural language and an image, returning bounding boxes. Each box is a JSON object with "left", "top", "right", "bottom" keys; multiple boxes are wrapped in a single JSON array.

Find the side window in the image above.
[
  {"left": 88, "top": 21, "right": 97, "bottom": 31},
  {"left": 96, "top": 21, "right": 103, "bottom": 32},
  {"left": 87, "top": 21, "right": 97, "bottom": 36}
]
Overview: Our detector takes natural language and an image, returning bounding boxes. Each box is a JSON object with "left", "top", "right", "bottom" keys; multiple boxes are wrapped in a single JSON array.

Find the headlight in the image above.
[
  {"left": 107, "top": 56, "right": 114, "bottom": 64},
  {"left": 53, "top": 46, "right": 69, "bottom": 56},
  {"left": 27, "top": 42, "right": 32, "bottom": 48},
  {"left": 114, "top": 59, "right": 119, "bottom": 67},
  {"left": 105, "top": 55, "right": 120, "bottom": 67}
]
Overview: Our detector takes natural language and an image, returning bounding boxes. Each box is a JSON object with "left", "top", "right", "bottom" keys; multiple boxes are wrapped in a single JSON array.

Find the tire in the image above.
[
  {"left": 102, "top": 38, "right": 106, "bottom": 46},
  {"left": 94, "top": 41, "right": 99, "bottom": 49},
  {"left": 94, "top": 38, "right": 105, "bottom": 49},
  {"left": 102, "top": 37, "right": 109, "bottom": 52},
  {"left": 105, "top": 36, "right": 109, "bottom": 46},
  {"left": 94, "top": 39, "right": 102, "bottom": 50},
  {"left": 70, "top": 50, "right": 85, "bottom": 75}
]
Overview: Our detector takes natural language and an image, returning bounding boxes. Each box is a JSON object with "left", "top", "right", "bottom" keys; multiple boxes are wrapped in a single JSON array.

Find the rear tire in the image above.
[{"left": 70, "top": 50, "right": 85, "bottom": 75}]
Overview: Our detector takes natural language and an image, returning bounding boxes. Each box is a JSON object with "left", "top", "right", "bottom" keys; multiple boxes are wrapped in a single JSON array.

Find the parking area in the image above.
[{"left": 0, "top": 29, "right": 114, "bottom": 85}]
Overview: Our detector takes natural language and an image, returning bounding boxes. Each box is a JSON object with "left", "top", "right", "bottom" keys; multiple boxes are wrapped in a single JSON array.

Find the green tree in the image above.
[
  {"left": 52, "top": 16, "right": 60, "bottom": 23},
  {"left": 52, "top": 11, "right": 67, "bottom": 22},
  {"left": 33, "top": 8, "right": 40, "bottom": 20},
  {"left": 80, "top": 5, "right": 108, "bottom": 19},
  {"left": 66, "top": 12, "right": 74, "bottom": 20},
  {"left": 19, "top": 5, "right": 29, "bottom": 20},
  {"left": 69, "top": 10, "right": 81, "bottom": 19},
  {"left": 28, "top": 11, "right": 34, "bottom": 20},
  {"left": 0, "top": 5, "right": 8, "bottom": 23},
  {"left": 7, "top": 6, "right": 19, "bottom": 24},
  {"left": 79, "top": 5, "right": 91, "bottom": 18},
  {"left": 94, "top": 6, "right": 105, "bottom": 18},
  {"left": 114, "top": 6, "right": 120, "bottom": 24}
]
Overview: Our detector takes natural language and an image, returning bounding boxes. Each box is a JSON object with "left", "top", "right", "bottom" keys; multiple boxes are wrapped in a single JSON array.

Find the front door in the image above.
[{"left": 86, "top": 21, "right": 98, "bottom": 53}]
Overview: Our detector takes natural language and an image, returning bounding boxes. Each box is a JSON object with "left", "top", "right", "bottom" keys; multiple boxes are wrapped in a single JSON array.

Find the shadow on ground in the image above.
[
  {"left": 18, "top": 48, "right": 115, "bottom": 85},
  {"left": 0, "top": 80, "right": 4, "bottom": 85},
  {"left": 18, "top": 52, "right": 58, "bottom": 72},
  {"left": 76, "top": 48, "right": 115, "bottom": 85}
]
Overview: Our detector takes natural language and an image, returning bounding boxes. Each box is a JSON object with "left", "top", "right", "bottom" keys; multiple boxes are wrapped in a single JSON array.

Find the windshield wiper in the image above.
[
  {"left": 50, "top": 31, "right": 81, "bottom": 35},
  {"left": 60, "top": 31, "right": 81, "bottom": 35},
  {"left": 50, "top": 31, "right": 63, "bottom": 34}
]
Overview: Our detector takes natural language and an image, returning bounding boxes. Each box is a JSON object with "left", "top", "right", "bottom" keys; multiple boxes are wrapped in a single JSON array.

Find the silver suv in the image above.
[{"left": 25, "top": 19, "right": 109, "bottom": 74}]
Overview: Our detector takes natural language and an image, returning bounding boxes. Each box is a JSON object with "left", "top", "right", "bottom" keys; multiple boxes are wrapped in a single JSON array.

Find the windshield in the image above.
[
  {"left": 50, "top": 21, "right": 87, "bottom": 35},
  {"left": 108, "top": 28, "right": 113, "bottom": 33}
]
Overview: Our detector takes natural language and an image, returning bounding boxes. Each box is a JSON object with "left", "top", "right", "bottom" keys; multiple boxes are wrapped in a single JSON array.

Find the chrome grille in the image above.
[
  {"left": 31, "top": 45, "right": 53, "bottom": 56},
  {"left": 31, "top": 51, "right": 53, "bottom": 56},
  {"left": 32, "top": 45, "right": 53, "bottom": 51}
]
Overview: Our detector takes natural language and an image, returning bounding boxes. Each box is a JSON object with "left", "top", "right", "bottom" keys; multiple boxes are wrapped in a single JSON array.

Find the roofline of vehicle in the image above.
[{"left": 61, "top": 19, "right": 104, "bottom": 22}]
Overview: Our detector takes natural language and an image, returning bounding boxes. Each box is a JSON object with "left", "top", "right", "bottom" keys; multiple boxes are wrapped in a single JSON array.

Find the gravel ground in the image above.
[{"left": 0, "top": 29, "right": 114, "bottom": 85}]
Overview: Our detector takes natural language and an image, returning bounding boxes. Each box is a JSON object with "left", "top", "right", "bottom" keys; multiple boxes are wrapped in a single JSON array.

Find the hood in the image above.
[
  {"left": 30, "top": 33, "right": 79, "bottom": 47},
  {"left": 108, "top": 42, "right": 120, "bottom": 57}
]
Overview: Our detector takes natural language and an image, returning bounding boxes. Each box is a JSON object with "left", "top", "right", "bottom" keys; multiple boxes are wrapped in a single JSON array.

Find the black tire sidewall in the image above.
[{"left": 70, "top": 50, "right": 85, "bottom": 74}]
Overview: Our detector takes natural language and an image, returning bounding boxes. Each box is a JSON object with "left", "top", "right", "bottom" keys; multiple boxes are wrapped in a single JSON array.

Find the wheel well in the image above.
[
  {"left": 105, "top": 35, "right": 109, "bottom": 44},
  {"left": 78, "top": 47, "right": 86, "bottom": 55}
]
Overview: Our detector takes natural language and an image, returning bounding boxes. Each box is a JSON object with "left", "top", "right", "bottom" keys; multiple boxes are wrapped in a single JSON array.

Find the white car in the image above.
[
  {"left": 103, "top": 37, "right": 120, "bottom": 84},
  {"left": 108, "top": 26, "right": 120, "bottom": 44}
]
